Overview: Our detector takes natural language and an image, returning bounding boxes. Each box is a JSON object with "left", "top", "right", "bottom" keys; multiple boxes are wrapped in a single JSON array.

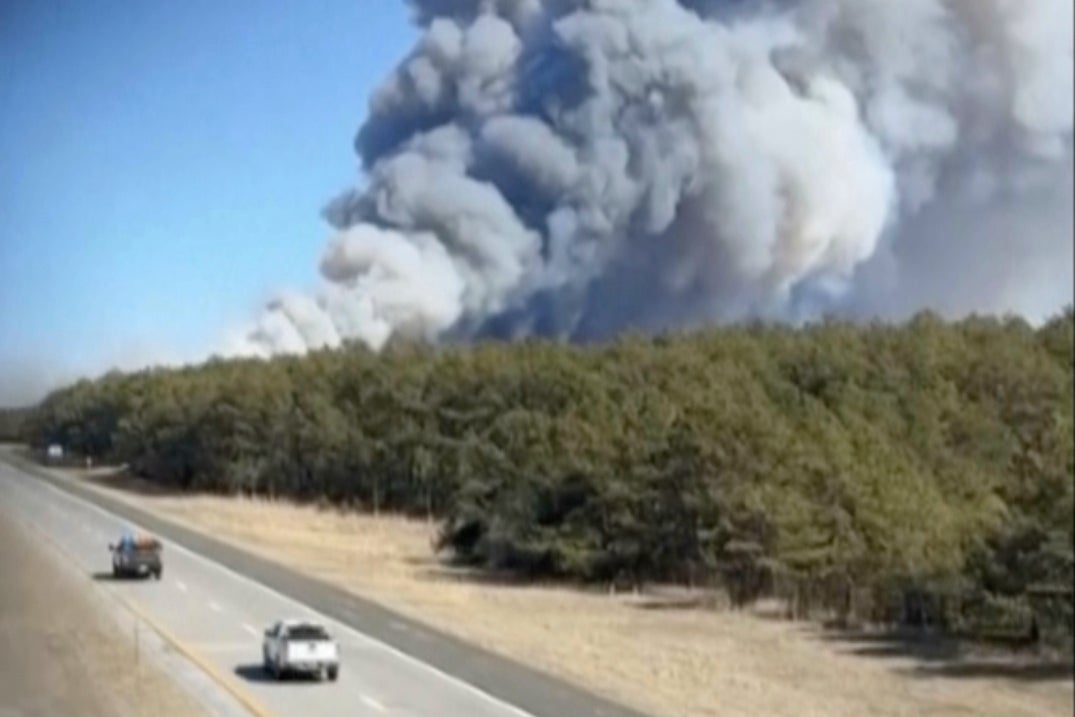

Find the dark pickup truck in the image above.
[{"left": 109, "top": 532, "right": 163, "bottom": 579}]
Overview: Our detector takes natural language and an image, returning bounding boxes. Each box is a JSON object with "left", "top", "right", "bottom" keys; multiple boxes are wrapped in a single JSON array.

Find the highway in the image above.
[{"left": 0, "top": 453, "right": 650, "bottom": 717}]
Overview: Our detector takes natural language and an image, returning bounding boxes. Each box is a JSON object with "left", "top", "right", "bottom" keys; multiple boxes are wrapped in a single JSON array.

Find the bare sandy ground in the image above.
[
  {"left": 0, "top": 504, "right": 208, "bottom": 717},
  {"left": 62, "top": 465, "right": 1075, "bottom": 717}
]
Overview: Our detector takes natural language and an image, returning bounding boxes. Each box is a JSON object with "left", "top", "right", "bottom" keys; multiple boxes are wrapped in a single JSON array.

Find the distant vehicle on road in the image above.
[
  {"left": 108, "top": 531, "right": 162, "bottom": 579},
  {"left": 262, "top": 619, "right": 340, "bottom": 681},
  {"left": 46, "top": 444, "right": 63, "bottom": 464}
]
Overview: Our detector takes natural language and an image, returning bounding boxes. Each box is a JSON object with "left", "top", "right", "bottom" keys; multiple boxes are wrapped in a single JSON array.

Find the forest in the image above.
[
  {"left": 0, "top": 406, "right": 31, "bottom": 442},
  {"left": 21, "top": 309, "right": 1075, "bottom": 645}
]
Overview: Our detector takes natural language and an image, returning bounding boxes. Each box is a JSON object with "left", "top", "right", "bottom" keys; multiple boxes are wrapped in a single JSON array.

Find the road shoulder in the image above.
[{"left": 0, "top": 502, "right": 214, "bottom": 717}]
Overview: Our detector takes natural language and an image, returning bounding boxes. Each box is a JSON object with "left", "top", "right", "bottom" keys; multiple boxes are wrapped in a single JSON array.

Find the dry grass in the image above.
[
  {"left": 74, "top": 604, "right": 212, "bottom": 717},
  {"left": 71, "top": 467, "right": 1073, "bottom": 717}
]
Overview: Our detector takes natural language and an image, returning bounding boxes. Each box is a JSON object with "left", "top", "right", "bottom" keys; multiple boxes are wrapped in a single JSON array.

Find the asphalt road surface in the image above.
[
  {"left": 0, "top": 453, "right": 650, "bottom": 717},
  {"left": 0, "top": 502, "right": 211, "bottom": 717}
]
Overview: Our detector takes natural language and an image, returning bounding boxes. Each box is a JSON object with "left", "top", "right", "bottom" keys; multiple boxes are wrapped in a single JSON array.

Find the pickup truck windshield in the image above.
[{"left": 287, "top": 625, "right": 330, "bottom": 640}]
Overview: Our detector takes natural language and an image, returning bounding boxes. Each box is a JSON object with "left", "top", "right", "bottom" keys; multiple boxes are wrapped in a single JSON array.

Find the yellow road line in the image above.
[
  {"left": 116, "top": 592, "right": 278, "bottom": 717},
  {"left": 19, "top": 507, "right": 278, "bottom": 717}
]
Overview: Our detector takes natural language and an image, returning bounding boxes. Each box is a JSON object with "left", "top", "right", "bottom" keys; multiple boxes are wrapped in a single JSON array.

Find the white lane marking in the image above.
[
  {"left": 242, "top": 623, "right": 259, "bottom": 636},
  {"left": 175, "top": 580, "right": 188, "bottom": 593},
  {"left": 208, "top": 600, "right": 223, "bottom": 613},
  {"left": 24, "top": 469, "right": 538, "bottom": 717},
  {"left": 361, "top": 695, "right": 386, "bottom": 712}
]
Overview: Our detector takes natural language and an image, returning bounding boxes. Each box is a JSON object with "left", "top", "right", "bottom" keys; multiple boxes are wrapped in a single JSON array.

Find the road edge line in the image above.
[
  {"left": 1, "top": 448, "right": 560, "bottom": 717},
  {"left": 111, "top": 590, "right": 278, "bottom": 717},
  {"left": 0, "top": 482, "right": 278, "bottom": 717}
]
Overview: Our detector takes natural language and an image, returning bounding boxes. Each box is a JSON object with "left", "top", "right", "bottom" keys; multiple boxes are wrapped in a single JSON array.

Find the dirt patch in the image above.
[
  {"left": 0, "top": 502, "right": 208, "bottom": 717},
  {"left": 65, "top": 465, "right": 1075, "bottom": 717}
]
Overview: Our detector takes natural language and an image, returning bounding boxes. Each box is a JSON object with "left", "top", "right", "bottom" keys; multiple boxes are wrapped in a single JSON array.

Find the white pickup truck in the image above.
[{"left": 262, "top": 619, "right": 340, "bottom": 681}]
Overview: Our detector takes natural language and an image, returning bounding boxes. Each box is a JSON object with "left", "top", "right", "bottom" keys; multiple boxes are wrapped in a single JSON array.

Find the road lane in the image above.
[
  {"left": 0, "top": 449, "right": 651, "bottom": 717},
  {"left": 0, "top": 505, "right": 211, "bottom": 717},
  {"left": 0, "top": 460, "right": 543, "bottom": 717}
]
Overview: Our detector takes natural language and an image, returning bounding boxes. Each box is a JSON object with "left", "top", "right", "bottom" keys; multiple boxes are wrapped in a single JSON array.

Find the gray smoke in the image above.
[{"left": 224, "top": 0, "right": 1073, "bottom": 358}]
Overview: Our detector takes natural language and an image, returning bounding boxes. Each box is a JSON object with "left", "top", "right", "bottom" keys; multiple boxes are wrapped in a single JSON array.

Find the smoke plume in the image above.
[{"left": 225, "top": 0, "right": 1073, "bottom": 358}]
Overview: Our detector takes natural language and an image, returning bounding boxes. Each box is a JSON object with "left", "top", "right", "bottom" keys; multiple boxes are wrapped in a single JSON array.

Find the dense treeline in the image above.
[
  {"left": 25, "top": 310, "right": 1074, "bottom": 645},
  {"left": 0, "top": 406, "right": 33, "bottom": 442}
]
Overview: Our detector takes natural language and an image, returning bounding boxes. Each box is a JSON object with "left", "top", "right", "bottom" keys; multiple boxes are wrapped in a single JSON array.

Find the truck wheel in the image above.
[
  {"left": 327, "top": 666, "right": 338, "bottom": 682},
  {"left": 153, "top": 568, "right": 162, "bottom": 580}
]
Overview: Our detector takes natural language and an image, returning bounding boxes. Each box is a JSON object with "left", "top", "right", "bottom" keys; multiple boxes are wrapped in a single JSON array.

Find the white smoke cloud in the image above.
[{"left": 226, "top": 0, "right": 1073, "bottom": 358}]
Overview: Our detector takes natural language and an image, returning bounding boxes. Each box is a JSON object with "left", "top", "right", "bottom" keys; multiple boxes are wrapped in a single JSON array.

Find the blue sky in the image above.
[{"left": 0, "top": 1, "right": 416, "bottom": 404}]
